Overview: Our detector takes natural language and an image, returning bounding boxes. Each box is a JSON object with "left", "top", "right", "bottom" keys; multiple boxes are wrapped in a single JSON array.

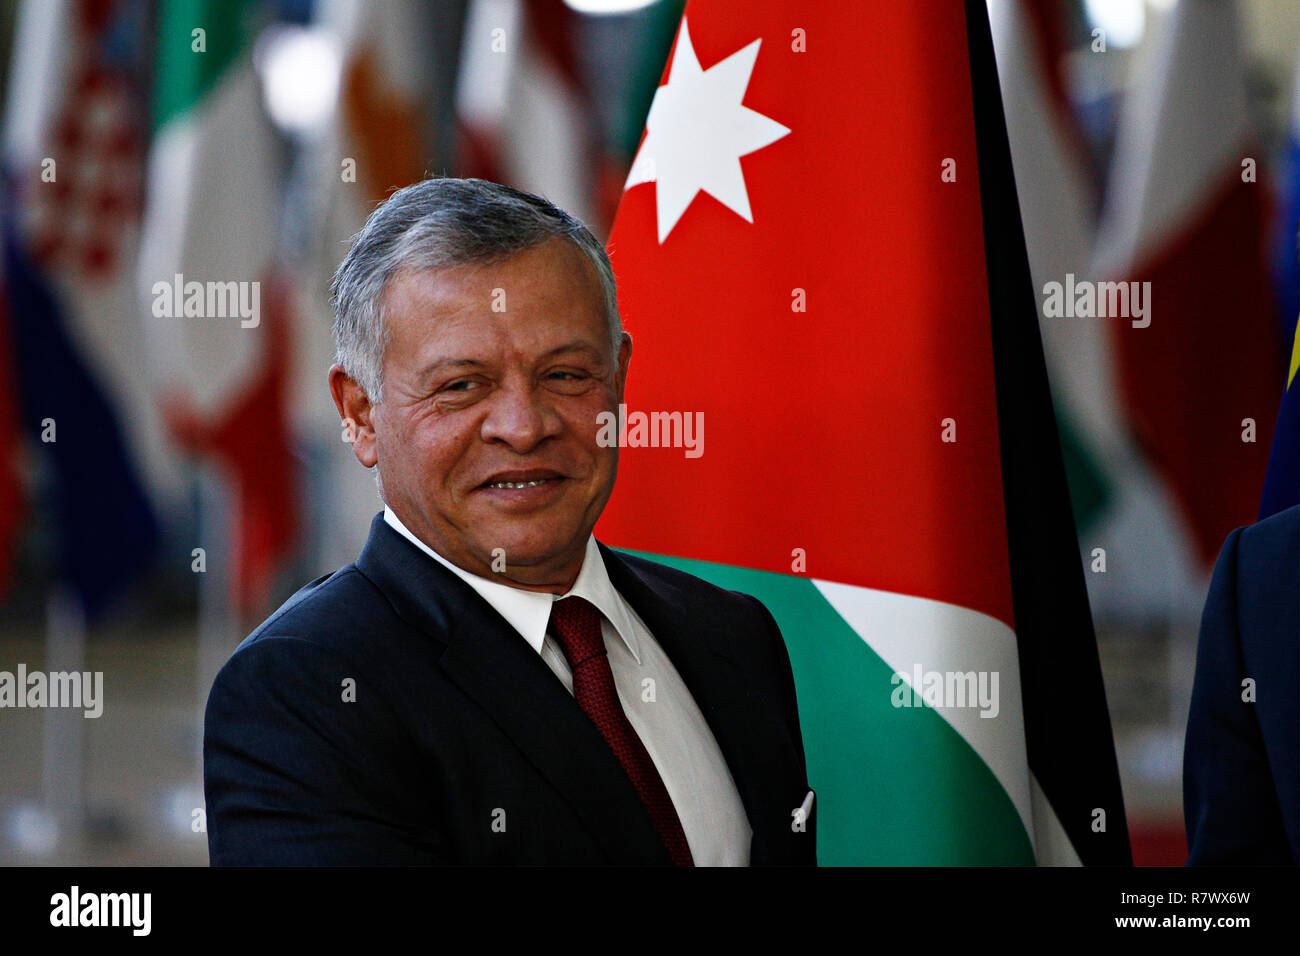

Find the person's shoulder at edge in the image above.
[
  {"left": 223, "top": 541, "right": 442, "bottom": 667},
  {"left": 1232, "top": 502, "right": 1300, "bottom": 578},
  {"left": 203, "top": 560, "right": 406, "bottom": 721},
  {"left": 203, "top": 556, "right": 425, "bottom": 733},
  {"left": 202, "top": 560, "right": 446, "bottom": 865},
  {"left": 1183, "top": 503, "right": 1299, "bottom": 866},
  {"left": 229, "top": 563, "right": 377, "bottom": 656}
]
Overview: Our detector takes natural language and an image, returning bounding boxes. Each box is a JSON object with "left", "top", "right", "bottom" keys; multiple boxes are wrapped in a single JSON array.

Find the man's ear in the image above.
[
  {"left": 614, "top": 331, "right": 632, "bottom": 403},
  {"left": 329, "top": 363, "right": 379, "bottom": 468}
]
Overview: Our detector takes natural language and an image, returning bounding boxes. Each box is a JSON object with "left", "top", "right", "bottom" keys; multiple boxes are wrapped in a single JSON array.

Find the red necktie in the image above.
[{"left": 548, "top": 595, "right": 694, "bottom": 866}]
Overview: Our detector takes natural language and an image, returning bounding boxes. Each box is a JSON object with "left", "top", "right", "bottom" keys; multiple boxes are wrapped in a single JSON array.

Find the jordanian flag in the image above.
[{"left": 597, "top": 0, "right": 1130, "bottom": 865}]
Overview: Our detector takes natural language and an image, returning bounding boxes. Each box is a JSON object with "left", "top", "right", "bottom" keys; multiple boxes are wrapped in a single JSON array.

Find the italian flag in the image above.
[
  {"left": 138, "top": 0, "right": 296, "bottom": 616},
  {"left": 597, "top": 0, "right": 1130, "bottom": 865}
]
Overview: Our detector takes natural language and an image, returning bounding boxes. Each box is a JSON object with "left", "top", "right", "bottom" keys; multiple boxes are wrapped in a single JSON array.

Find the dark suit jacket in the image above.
[
  {"left": 1184, "top": 503, "right": 1299, "bottom": 864},
  {"left": 204, "top": 512, "right": 816, "bottom": 865}
]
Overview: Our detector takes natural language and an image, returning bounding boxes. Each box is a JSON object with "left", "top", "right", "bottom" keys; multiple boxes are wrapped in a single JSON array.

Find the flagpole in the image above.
[
  {"left": 41, "top": 584, "right": 86, "bottom": 848},
  {"left": 163, "top": 463, "right": 234, "bottom": 842}
]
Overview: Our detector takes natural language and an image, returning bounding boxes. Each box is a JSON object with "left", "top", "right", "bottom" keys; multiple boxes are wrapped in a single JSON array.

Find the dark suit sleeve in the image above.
[
  {"left": 204, "top": 636, "right": 448, "bottom": 865},
  {"left": 1183, "top": 527, "right": 1293, "bottom": 865},
  {"left": 742, "top": 593, "right": 817, "bottom": 855}
]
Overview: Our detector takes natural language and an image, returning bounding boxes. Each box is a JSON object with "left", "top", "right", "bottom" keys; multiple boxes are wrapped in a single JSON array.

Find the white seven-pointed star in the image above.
[{"left": 625, "top": 18, "right": 790, "bottom": 243}]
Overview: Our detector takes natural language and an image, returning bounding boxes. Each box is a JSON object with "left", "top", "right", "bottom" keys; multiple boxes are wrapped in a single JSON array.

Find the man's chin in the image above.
[{"left": 466, "top": 521, "right": 588, "bottom": 572}]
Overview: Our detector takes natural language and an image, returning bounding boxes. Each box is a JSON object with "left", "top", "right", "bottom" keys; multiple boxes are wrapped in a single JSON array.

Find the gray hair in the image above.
[{"left": 331, "top": 177, "right": 621, "bottom": 404}]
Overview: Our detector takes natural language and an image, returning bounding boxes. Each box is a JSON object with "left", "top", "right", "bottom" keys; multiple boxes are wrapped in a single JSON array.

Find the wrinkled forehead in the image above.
[{"left": 379, "top": 238, "right": 609, "bottom": 359}]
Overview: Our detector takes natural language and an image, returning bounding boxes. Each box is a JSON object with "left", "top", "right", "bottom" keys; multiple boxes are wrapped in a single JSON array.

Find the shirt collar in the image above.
[{"left": 382, "top": 506, "right": 641, "bottom": 664}]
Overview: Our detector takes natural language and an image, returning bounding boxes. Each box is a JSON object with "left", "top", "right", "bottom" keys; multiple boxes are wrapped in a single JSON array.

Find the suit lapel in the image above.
[
  {"left": 355, "top": 514, "right": 671, "bottom": 865},
  {"left": 598, "top": 543, "right": 800, "bottom": 863}
]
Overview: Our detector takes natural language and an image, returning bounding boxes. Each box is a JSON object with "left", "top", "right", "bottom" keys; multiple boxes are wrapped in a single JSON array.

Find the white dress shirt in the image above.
[{"left": 383, "top": 506, "right": 751, "bottom": 865}]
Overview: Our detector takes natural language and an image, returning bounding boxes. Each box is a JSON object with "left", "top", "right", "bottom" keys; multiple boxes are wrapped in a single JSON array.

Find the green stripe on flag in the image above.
[
  {"left": 153, "top": 0, "right": 258, "bottom": 131},
  {"left": 615, "top": 550, "right": 1035, "bottom": 865},
  {"left": 614, "top": 0, "right": 687, "bottom": 157}
]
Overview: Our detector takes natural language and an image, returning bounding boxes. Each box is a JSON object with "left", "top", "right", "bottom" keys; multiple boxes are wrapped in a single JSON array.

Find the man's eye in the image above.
[{"left": 548, "top": 371, "right": 584, "bottom": 380}]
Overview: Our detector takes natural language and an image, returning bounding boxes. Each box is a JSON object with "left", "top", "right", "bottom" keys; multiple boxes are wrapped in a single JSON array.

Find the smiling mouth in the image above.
[
  {"left": 483, "top": 478, "right": 556, "bottom": 489},
  {"left": 475, "top": 469, "right": 566, "bottom": 493}
]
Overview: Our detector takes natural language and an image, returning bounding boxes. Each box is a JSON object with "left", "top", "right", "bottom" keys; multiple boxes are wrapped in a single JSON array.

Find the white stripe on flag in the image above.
[{"left": 812, "top": 578, "right": 1035, "bottom": 850}]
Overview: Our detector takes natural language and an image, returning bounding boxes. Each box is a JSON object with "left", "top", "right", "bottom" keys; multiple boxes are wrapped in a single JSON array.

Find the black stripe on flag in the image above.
[{"left": 964, "top": 0, "right": 1134, "bottom": 866}]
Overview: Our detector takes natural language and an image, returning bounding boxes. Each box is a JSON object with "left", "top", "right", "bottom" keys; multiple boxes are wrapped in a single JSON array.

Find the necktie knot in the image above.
[{"left": 548, "top": 596, "right": 606, "bottom": 669}]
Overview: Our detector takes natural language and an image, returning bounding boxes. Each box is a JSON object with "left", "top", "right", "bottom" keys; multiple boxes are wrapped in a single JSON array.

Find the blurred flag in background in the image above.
[
  {"left": 991, "top": 0, "right": 1117, "bottom": 541},
  {"left": 1, "top": 0, "right": 161, "bottom": 618},
  {"left": 1259, "top": 279, "right": 1299, "bottom": 521},
  {"left": 1261, "top": 48, "right": 1300, "bottom": 520},
  {"left": 1092, "top": 0, "right": 1282, "bottom": 570},
  {"left": 456, "top": 0, "right": 599, "bottom": 230},
  {"left": 1270, "top": 52, "right": 1300, "bottom": 348},
  {"left": 138, "top": 0, "right": 295, "bottom": 617},
  {"left": 293, "top": 0, "right": 451, "bottom": 572}
]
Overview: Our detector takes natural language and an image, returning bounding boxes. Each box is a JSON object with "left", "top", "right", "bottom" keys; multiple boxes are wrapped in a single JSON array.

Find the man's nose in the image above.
[{"left": 478, "top": 382, "right": 562, "bottom": 452}]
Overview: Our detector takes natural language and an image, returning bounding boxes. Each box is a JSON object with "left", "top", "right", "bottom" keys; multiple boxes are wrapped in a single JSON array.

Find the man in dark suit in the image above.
[
  {"left": 1183, "top": 503, "right": 1299, "bottom": 864},
  {"left": 203, "top": 178, "right": 815, "bottom": 865}
]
